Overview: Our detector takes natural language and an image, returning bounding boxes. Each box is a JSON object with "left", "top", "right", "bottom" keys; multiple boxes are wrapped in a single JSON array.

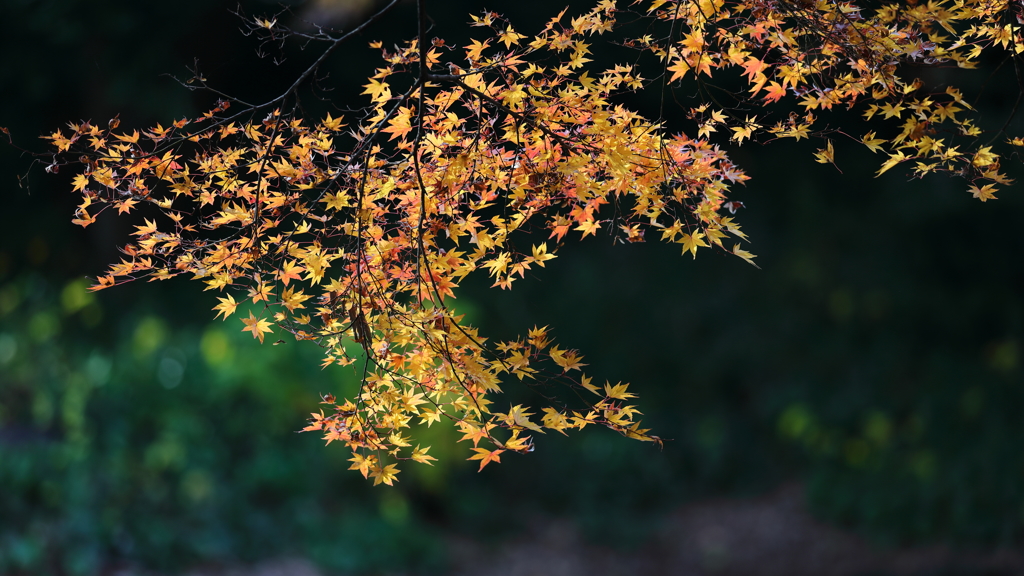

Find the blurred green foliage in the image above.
[{"left": 0, "top": 274, "right": 450, "bottom": 575}]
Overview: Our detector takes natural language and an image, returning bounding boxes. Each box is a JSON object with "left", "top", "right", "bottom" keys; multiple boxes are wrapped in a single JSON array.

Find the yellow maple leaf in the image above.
[
  {"left": 580, "top": 374, "right": 601, "bottom": 395},
  {"left": 361, "top": 79, "right": 391, "bottom": 103},
  {"left": 508, "top": 405, "right": 544, "bottom": 433},
  {"left": 731, "top": 116, "right": 759, "bottom": 143},
  {"left": 972, "top": 146, "right": 997, "bottom": 167},
  {"left": 680, "top": 231, "right": 707, "bottom": 258},
  {"left": 575, "top": 219, "right": 601, "bottom": 237},
  {"left": 241, "top": 311, "right": 273, "bottom": 343},
  {"left": 498, "top": 27, "right": 526, "bottom": 48},
  {"left": 862, "top": 132, "right": 886, "bottom": 154},
  {"left": 411, "top": 445, "right": 437, "bottom": 465},
  {"left": 732, "top": 244, "right": 759, "bottom": 268},
  {"left": 969, "top": 183, "right": 998, "bottom": 202},
  {"left": 813, "top": 139, "right": 835, "bottom": 165},
  {"left": 549, "top": 346, "right": 586, "bottom": 371},
  {"left": 604, "top": 381, "right": 636, "bottom": 400},
  {"left": 72, "top": 173, "right": 89, "bottom": 192},
  {"left": 213, "top": 294, "right": 238, "bottom": 320},
  {"left": 876, "top": 151, "right": 908, "bottom": 176},
  {"left": 372, "top": 463, "right": 400, "bottom": 486},
  {"left": 322, "top": 113, "right": 344, "bottom": 131}
]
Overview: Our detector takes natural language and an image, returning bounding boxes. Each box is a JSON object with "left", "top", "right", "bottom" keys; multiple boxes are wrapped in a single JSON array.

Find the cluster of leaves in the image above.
[
  {"left": 648, "top": 0, "right": 1023, "bottom": 198},
  {"left": 43, "top": 0, "right": 1020, "bottom": 483}
]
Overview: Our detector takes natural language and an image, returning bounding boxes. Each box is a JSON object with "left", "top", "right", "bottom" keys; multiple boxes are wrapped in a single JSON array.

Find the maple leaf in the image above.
[
  {"left": 667, "top": 57, "right": 690, "bottom": 82},
  {"left": 321, "top": 191, "right": 351, "bottom": 211},
  {"left": 575, "top": 219, "right": 601, "bottom": 238},
  {"left": 862, "top": 132, "right": 886, "bottom": 154},
  {"left": 459, "top": 422, "right": 492, "bottom": 447},
  {"left": 498, "top": 27, "right": 526, "bottom": 48},
  {"left": 604, "top": 382, "right": 636, "bottom": 400},
  {"left": 276, "top": 260, "right": 304, "bottom": 286},
  {"left": 680, "top": 231, "right": 708, "bottom": 258},
  {"left": 361, "top": 79, "right": 392, "bottom": 103},
  {"left": 411, "top": 445, "right": 437, "bottom": 465},
  {"left": 465, "top": 39, "right": 490, "bottom": 61},
  {"left": 71, "top": 173, "right": 89, "bottom": 192},
  {"left": 972, "top": 147, "right": 998, "bottom": 167},
  {"left": 731, "top": 120, "right": 757, "bottom": 143},
  {"left": 530, "top": 243, "right": 556, "bottom": 267},
  {"left": 47, "top": 0, "right": 1020, "bottom": 483},
  {"left": 388, "top": 432, "right": 412, "bottom": 448},
  {"left": 213, "top": 294, "right": 238, "bottom": 320},
  {"left": 508, "top": 405, "right": 544, "bottom": 433},
  {"left": 241, "top": 311, "right": 273, "bottom": 343},
  {"left": 419, "top": 408, "right": 442, "bottom": 427},
  {"left": 322, "top": 113, "right": 344, "bottom": 131},
  {"left": 372, "top": 464, "right": 400, "bottom": 486},
  {"left": 580, "top": 374, "right": 601, "bottom": 395},
  {"left": 877, "top": 151, "right": 908, "bottom": 176},
  {"left": 969, "top": 183, "right": 998, "bottom": 201},
  {"left": 281, "top": 286, "right": 311, "bottom": 311},
  {"left": 89, "top": 275, "right": 115, "bottom": 292},
  {"left": 542, "top": 407, "right": 570, "bottom": 433},
  {"left": 763, "top": 81, "right": 786, "bottom": 103},
  {"left": 813, "top": 140, "right": 836, "bottom": 166},
  {"left": 115, "top": 130, "right": 140, "bottom": 144},
  {"left": 732, "top": 244, "right": 758, "bottom": 268},
  {"left": 879, "top": 103, "right": 904, "bottom": 119},
  {"left": 347, "top": 454, "right": 373, "bottom": 478},
  {"left": 382, "top": 107, "right": 413, "bottom": 141},
  {"left": 116, "top": 198, "right": 138, "bottom": 214},
  {"left": 549, "top": 346, "right": 586, "bottom": 371},
  {"left": 469, "top": 447, "right": 505, "bottom": 471},
  {"left": 550, "top": 221, "right": 572, "bottom": 242},
  {"left": 248, "top": 281, "right": 274, "bottom": 303},
  {"left": 133, "top": 219, "right": 158, "bottom": 237},
  {"left": 72, "top": 212, "right": 97, "bottom": 228}
]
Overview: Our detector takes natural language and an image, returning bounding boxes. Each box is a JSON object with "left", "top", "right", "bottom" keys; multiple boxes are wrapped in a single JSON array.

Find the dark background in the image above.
[{"left": 2, "top": 0, "right": 1024, "bottom": 574}]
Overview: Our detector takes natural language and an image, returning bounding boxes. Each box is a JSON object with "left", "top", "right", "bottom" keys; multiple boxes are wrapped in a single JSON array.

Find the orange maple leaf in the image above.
[
  {"left": 469, "top": 447, "right": 505, "bottom": 471},
  {"left": 763, "top": 81, "right": 786, "bottom": 103},
  {"left": 382, "top": 107, "right": 413, "bottom": 141}
]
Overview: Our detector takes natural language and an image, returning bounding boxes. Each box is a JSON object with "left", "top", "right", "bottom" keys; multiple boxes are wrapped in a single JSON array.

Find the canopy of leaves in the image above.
[{"left": 40, "top": 0, "right": 1022, "bottom": 483}]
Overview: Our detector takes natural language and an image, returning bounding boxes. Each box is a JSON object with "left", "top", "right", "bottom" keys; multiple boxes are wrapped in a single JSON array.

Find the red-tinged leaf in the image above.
[
  {"left": 763, "top": 81, "right": 786, "bottom": 103},
  {"left": 469, "top": 447, "right": 504, "bottom": 471}
]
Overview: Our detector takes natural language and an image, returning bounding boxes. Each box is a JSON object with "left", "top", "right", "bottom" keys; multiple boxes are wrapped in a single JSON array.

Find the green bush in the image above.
[{"left": 0, "top": 274, "right": 447, "bottom": 575}]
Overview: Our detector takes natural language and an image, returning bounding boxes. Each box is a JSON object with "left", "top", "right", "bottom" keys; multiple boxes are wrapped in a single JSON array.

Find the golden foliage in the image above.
[{"left": 47, "top": 0, "right": 1021, "bottom": 483}]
